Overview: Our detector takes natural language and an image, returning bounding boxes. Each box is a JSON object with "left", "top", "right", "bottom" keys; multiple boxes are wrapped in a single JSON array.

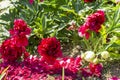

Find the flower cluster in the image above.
[
  {"left": 0, "top": 19, "right": 31, "bottom": 62},
  {"left": 0, "top": 19, "right": 103, "bottom": 79},
  {"left": 0, "top": 38, "right": 25, "bottom": 62},
  {"left": 0, "top": 54, "right": 102, "bottom": 80},
  {"left": 78, "top": 10, "right": 105, "bottom": 39}
]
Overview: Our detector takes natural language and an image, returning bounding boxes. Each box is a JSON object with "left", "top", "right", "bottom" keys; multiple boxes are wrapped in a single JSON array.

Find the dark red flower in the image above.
[
  {"left": 37, "top": 37, "right": 62, "bottom": 64},
  {"left": 89, "top": 63, "right": 103, "bottom": 77},
  {"left": 78, "top": 10, "right": 105, "bottom": 39},
  {"left": 0, "top": 38, "right": 25, "bottom": 61},
  {"left": 11, "top": 34, "right": 28, "bottom": 47},
  {"left": 9, "top": 19, "right": 31, "bottom": 36},
  {"left": 84, "top": 0, "right": 94, "bottom": 2},
  {"left": 86, "top": 10, "right": 105, "bottom": 32}
]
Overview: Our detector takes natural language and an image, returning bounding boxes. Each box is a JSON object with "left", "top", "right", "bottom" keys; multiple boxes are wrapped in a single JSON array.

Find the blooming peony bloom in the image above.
[
  {"left": 37, "top": 37, "right": 62, "bottom": 64},
  {"left": 86, "top": 10, "right": 105, "bottom": 32},
  {"left": 0, "top": 38, "right": 25, "bottom": 61},
  {"left": 0, "top": 19, "right": 31, "bottom": 62},
  {"left": 89, "top": 63, "right": 103, "bottom": 77},
  {"left": 9, "top": 19, "right": 31, "bottom": 36},
  {"left": 0, "top": 34, "right": 30, "bottom": 62},
  {"left": 81, "top": 63, "right": 103, "bottom": 78},
  {"left": 78, "top": 10, "right": 105, "bottom": 39},
  {"left": 11, "top": 34, "right": 28, "bottom": 47}
]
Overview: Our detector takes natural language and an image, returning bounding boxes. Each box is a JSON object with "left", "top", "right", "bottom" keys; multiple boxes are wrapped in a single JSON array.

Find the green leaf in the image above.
[
  {"left": 110, "top": 53, "right": 120, "bottom": 59},
  {"left": 41, "top": 14, "right": 47, "bottom": 30},
  {"left": 113, "top": 6, "right": 120, "bottom": 24},
  {"left": 0, "top": 73, "right": 6, "bottom": 80},
  {"left": 100, "top": 25, "right": 107, "bottom": 44},
  {"left": 106, "top": 43, "right": 120, "bottom": 50}
]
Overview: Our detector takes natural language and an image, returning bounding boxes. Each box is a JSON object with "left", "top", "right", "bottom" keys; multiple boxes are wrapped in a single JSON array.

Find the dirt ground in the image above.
[
  {"left": 102, "top": 60, "right": 120, "bottom": 80},
  {"left": 62, "top": 44, "right": 120, "bottom": 80}
]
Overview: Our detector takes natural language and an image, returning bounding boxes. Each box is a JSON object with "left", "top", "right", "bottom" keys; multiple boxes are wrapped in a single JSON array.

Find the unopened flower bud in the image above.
[
  {"left": 92, "top": 58, "right": 99, "bottom": 64},
  {"left": 84, "top": 51, "right": 95, "bottom": 62},
  {"left": 101, "top": 51, "right": 110, "bottom": 59}
]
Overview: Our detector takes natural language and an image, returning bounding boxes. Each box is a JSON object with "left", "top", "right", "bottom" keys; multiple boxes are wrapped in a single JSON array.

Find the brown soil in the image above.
[{"left": 62, "top": 44, "right": 120, "bottom": 80}]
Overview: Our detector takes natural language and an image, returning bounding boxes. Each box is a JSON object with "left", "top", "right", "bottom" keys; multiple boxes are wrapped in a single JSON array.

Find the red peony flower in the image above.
[
  {"left": 11, "top": 34, "right": 28, "bottom": 47},
  {"left": 37, "top": 37, "right": 62, "bottom": 64},
  {"left": 0, "top": 38, "right": 26, "bottom": 62},
  {"left": 89, "top": 63, "right": 103, "bottom": 77},
  {"left": 86, "top": 10, "right": 105, "bottom": 32},
  {"left": 9, "top": 19, "right": 31, "bottom": 36},
  {"left": 0, "top": 19, "right": 31, "bottom": 62},
  {"left": 84, "top": 0, "right": 94, "bottom": 2},
  {"left": 78, "top": 10, "right": 105, "bottom": 39}
]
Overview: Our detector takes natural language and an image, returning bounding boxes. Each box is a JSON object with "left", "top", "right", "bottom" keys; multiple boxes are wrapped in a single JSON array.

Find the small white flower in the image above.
[
  {"left": 84, "top": 51, "right": 95, "bottom": 62},
  {"left": 101, "top": 51, "right": 110, "bottom": 59}
]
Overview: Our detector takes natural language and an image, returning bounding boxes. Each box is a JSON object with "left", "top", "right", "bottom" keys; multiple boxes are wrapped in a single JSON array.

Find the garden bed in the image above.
[{"left": 0, "top": 0, "right": 120, "bottom": 80}]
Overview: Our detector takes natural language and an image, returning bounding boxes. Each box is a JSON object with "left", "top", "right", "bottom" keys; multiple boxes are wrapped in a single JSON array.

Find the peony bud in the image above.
[
  {"left": 101, "top": 51, "right": 110, "bottom": 59},
  {"left": 84, "top": 51, "right": 95, "bottom": 62},
  {"left": 92, "top": 58, "right": 99, "bottom": 64}
]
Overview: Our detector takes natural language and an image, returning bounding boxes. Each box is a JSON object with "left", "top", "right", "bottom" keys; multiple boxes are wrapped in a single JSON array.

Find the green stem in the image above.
[
  {"left": 83, "top": 38, "right": 91, "bottom": 50},
  {"left": 93, "top": 37, "right": 102, "bottom": 52}
]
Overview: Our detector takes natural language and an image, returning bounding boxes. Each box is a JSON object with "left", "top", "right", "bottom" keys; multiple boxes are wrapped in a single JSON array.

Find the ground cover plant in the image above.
[{"left": 0, "top": 0, "right": 120, "bottom": 80}]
